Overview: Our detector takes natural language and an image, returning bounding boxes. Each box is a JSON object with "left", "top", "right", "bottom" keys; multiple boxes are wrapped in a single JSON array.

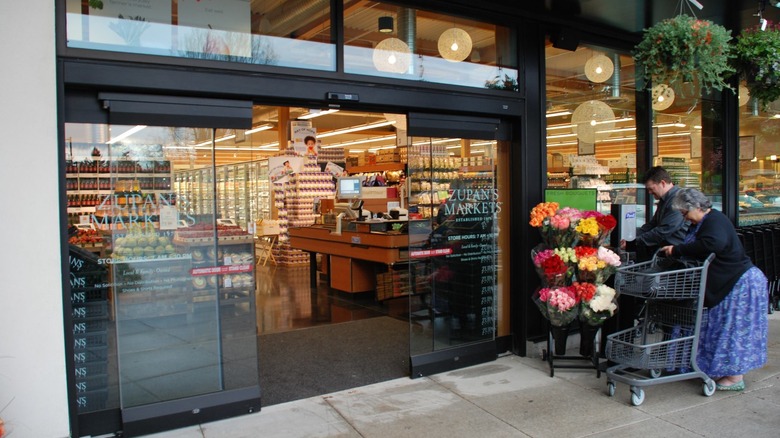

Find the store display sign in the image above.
[
  {"left": 545, "top": 188, "right": 597, "bottom": 211},
  {"left": 178, "top": 0, "right": 251, "bottom": 57},
  {"left": 159, "top": 205, "right": 178, "bottom": 230},
  {"left": 88, "top": 0, "right": 172, "bottom": 49},
  {"left": 291, "top": 121, "right": 318, "bottom": 157},
  {"left": 268, "top": 156, "right": 304, "bottom": 185}
]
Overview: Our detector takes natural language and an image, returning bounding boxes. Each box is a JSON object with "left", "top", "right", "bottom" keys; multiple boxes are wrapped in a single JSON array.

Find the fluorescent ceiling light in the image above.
[
  {"left": 106, "top": 125, "right": 146, "bottom": 144},
  {"left": 657, "top": 131, "right": 691, "bottom": 138},
  {"left": 547, "top": 133, "right": 577, "bottom": 139},
  {"left": 317, "top": 120, "right": 396, "bottom": 138},
  {"left": 322, "top": 135, "right": 396, "bottom": 149},
  {"left": 547, "top": 124, "right": 576, "bottom": 131},
  {"left": 245, "top": 124, "right": 274, "bottom": 135},
  {"left": 547, "top": 141, "right": 579, "bottom": 147},
  {"left": 411, "top": 138, "right": 462, "bottom": 146},
  {"left": 546, "top": 111, "right": 572, "bottom": 118},
  {"left": 192, "top": 134, "right": 236, "bottom": 147},
  {"left": 368, "top": 145, "right": 398, "bottom": 153},
  {"left": 297, "top": 109, "right": 340, "bottom": 120},
  {"left": 472, "top": 141, "right": 496, "bottom": 147},
  {"left": 597, "top": 127, "right": 636, "bottom": 134}
]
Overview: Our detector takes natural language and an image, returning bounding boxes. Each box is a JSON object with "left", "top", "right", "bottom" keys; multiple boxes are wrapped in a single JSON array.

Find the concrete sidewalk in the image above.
[{"left": 146, "top": 314, "right": 780, "bottom": 438}]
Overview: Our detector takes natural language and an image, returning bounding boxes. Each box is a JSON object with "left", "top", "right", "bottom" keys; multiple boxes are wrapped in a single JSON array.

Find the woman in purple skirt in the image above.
[{"left": 661, "top": 188, "right": 768, "bottom": 391}]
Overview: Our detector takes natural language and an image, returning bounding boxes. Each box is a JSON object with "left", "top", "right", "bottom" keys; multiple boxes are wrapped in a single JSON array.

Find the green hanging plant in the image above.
[
  {"left": 633, "top": 14, "right": 734, "bottom": 94},
  {"left": 88, "top": 0, "right": 104, "bottom": 9},
  {"left": 733, "top": 21, "right": 780, "bottom": 109}
]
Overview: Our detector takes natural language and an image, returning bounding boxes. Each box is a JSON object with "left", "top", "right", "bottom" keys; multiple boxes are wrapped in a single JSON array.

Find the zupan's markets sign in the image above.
[{"left": 441, "top": 188, "right": 502, "bottom": 217}]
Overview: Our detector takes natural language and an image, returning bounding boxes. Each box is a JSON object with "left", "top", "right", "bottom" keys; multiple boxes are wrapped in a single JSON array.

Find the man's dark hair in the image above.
[{"left": 640, "top": 166, "right": 673, "bottom": 184}]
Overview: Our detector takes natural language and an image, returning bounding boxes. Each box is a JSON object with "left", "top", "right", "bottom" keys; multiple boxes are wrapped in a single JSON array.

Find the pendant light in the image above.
[
  {"left": 651, "top": 84, "right": 675, "bottom": 111},
  {"left": 584, "top": 53, "right": 614, "bottom": 83},
  {"left": 378, "top": 16, "right": 394, "bottom": 33},
  {"left": 571, "top": 100, "right": 616, "bottom": 143},
  {"left": 437, "top": 28, "right": 472, "bottom": 62},
  {"left": 738, "top": 84, "right": 750, "bottom": 107},
  {"left": 373, "top": 37, "right": 412, "bottom": 73}
]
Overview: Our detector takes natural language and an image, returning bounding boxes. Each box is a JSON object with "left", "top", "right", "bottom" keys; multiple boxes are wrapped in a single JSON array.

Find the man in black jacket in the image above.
[{"left": 622, "top": 166, "right": 688, "bottom": 261}]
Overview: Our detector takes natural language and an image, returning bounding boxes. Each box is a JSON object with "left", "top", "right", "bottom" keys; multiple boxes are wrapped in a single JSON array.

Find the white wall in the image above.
[{"left": 0, "top": 1, "right": 71, "bottom": 437}]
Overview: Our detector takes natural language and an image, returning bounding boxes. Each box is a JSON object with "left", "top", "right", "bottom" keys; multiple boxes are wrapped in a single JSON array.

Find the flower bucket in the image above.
[
  {"left": 579, "top": 322, "right": 600, "bottom": 358},
  {"left": 551, "top": 325, "right": 569, "bottom": 356}
]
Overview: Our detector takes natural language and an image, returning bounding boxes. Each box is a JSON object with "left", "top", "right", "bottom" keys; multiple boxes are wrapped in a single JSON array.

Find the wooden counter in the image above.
[
  {"left": 289, "top": 225, "right": 428, "bottom": 293},
  {"left": 288, "top": 226, "right": 410, "bottom": 265}
]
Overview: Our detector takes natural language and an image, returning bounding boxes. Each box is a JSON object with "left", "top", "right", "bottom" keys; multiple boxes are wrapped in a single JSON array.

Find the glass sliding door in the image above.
[
  {"left": 64, "top": 96, "right": 260, "bottom": 436},
  {"left": 405, "top": 114, "right": 508, "bottom": 377}
]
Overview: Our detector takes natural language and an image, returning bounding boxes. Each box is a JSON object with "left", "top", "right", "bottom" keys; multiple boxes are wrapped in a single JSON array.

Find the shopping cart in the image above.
[{"left": 605, "top": 252, "right": 716, "bottom": 406}]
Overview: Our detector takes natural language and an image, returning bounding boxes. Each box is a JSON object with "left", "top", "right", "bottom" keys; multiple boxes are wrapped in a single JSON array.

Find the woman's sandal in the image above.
[{"left": 716, "top": 380, "right": 745, "bottom": 391}]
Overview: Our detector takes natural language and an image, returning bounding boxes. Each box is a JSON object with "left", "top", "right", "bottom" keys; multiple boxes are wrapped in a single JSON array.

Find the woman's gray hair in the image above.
[{"left": 671, "top": 188, "right": 713, "bottom": 211}]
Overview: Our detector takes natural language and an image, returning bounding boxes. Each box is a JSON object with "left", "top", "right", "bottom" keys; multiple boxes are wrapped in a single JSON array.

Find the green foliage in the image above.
[
  {"left": 633, "top": 15, "right": 734, "bottom": 94},
  {"left": 88, "top": 0, "right": 104, "bottom": 9},
  {"left": 733, "top": 22, "right": 780, "bottom": 109},
  {"left": 484, "top": 73, "right": 519, "bottom": 91}
]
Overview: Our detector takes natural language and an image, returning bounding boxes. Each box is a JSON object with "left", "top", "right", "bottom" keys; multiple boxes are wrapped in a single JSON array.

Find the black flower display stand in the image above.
[{"left": 542, "top": 320, "right": 602, "bottom": 378}]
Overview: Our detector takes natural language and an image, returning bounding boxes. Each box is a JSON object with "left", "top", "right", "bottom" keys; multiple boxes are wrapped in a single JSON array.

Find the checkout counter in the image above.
[{"left": 288, "top": 210, "right": 429, "bottom": 294}]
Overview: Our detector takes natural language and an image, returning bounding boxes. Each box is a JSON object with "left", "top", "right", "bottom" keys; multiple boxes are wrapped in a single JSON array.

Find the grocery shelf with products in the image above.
[
  {"left": 65, "top": 158, "right": 175, "bottom": 230},
  {"left": 175, "top": 160, "right": 270, "bottom": 230}
]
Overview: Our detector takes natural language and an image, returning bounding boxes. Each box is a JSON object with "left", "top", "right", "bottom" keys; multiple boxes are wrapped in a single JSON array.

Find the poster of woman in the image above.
[{"left": 268, "top": 156, "right": 304, "bottom": 184}]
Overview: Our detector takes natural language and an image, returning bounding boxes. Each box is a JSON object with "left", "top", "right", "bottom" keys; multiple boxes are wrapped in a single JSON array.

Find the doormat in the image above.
[{"left": 258, "top": 316, "right": 410, "bottom": 406}]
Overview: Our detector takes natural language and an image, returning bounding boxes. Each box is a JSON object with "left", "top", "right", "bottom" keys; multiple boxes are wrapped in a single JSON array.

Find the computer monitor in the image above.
[
  {"left": 337, "top": 176, "right": 362, "bottom": 198},
  {"left": 333, "top": 202, "right": 359, "bottom": 219}
]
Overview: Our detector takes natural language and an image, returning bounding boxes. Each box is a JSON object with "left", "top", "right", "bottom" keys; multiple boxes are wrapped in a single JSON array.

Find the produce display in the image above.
[
  {"left": 111, "top": 224, "right": 177, "bottom": 260},
  {"left": 69, "top": 229, "right": 104, "bottom": 247}
]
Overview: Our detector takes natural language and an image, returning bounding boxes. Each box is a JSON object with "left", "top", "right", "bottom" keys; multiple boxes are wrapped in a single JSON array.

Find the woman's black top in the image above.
[{"left": 671, "top": 209, "right": 753, "bottom": 307}]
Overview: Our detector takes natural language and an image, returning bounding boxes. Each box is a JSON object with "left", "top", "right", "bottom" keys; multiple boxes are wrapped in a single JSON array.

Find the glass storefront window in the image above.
[
  {"left": 737, "top": 94, "right": 780, "bottom": 226},
  {"left": 544, "top": 43, "right": 642, "bottom": 223},
  {"left": 65, "top": 0, "right": 335, "bottom": 71},
  {"left": 343, "top": 1, "right": 518, "bottom": 90},
  {"left": 64, "top": 122, "right": 260, "bottom": 411}
]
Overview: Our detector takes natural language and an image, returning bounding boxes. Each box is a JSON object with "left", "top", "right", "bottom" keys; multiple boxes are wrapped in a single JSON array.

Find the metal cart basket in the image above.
[{"left": 606, "top": 252, "right": 716, "bottom": 406}]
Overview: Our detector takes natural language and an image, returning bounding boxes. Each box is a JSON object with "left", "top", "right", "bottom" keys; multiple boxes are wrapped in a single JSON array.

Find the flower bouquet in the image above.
[
  {"left": 532, "top": 247, "right": 574, "bottom": 287},
  {"left": 576, "top": 246, "right": 621, "bottom": 284},
  {"left": 530, "top": 203, "right": 584, "bottom": 248},
  {"left": 574, "top": 211, "right": 616, "bottom": 247},
  {"left": 579, "top": 284, "right": 618, "bottom": 326},
  {"left": 533, "top": 285, "right": 580, "bottom": 327}
]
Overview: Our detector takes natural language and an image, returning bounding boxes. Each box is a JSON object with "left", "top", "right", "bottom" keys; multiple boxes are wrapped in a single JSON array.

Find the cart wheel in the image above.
[
  {"left": 630, "top": 387, "right": 645, "bottom": 406},
  {"left": 703, "top": 379, "right": 716, "bottom": 397},
  {"left": 649, "top": 368, "right": 662, "bottom": 379},
  {"left": 607, "top": 381, "right": 616, "bottom": 397}
]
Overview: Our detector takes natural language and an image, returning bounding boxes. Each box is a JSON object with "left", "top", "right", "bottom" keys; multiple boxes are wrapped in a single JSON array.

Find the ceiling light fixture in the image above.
[
  {"left": 244, "top": 123, "right": 274, "bottom": 135},
  {"left": 106, "top": 125, "right": 147, "bottom": 144},
  {"left": 546, "top": 111, "right": 573, "bottom": 118},
  {"left": 437, "top": 28, "right": 472, "bottom": 62},
  {"left": 373, "top": 38, "right": 412, "bottom": 73},
  {"left": 571, "top": 100, "right": 616, "bottom": 143},
  {"left": 321, "top": 135, "right": 397, "bottom": 149},
  {"left": 317, "top": 120, "right": 397, "bottom": 138},
  {"left": 651, "top": 84, "right": 675, "bottom": 111},
  {"left": 192, "top": 134, "right": 236, "bottom": 147},
  {"left": 297, "top": 109, "right": 340, "bottom": 120},
  {"left": 378, "top": 16, "right": 394, "bottom": 33},
  {"left": 584, "top": 53, "right": 614, "bottom": 83}
]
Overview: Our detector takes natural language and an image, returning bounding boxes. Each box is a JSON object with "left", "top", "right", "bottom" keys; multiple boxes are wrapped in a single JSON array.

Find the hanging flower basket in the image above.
[
  {"left": 633, "top": 15, "right": 734, "bottom": 94},
  {"left": 733, "top": 21, "right": 780, "bottom": 109}
]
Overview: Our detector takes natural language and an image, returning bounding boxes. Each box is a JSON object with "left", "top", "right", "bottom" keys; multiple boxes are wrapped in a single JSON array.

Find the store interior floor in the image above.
[{"left": 254, "top": 263, "right": 411, "bottom": 406}]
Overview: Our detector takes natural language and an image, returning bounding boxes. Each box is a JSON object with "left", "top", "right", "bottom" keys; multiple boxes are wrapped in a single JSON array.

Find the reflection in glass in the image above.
[
  {"left": 408, "top": 138, "right": 498, "bottom": 355},
  {"left": 65, "top": 0, "right": 335, "bottom": 71},
  {"left": 738, "top": 96, "right": 780, "bottom": 225},
  {"left": 344, "top": 1, "right": 518, "bottom": 90},
  {"left": 64, "top": 123, "right": 259, "bottom": 409}
]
